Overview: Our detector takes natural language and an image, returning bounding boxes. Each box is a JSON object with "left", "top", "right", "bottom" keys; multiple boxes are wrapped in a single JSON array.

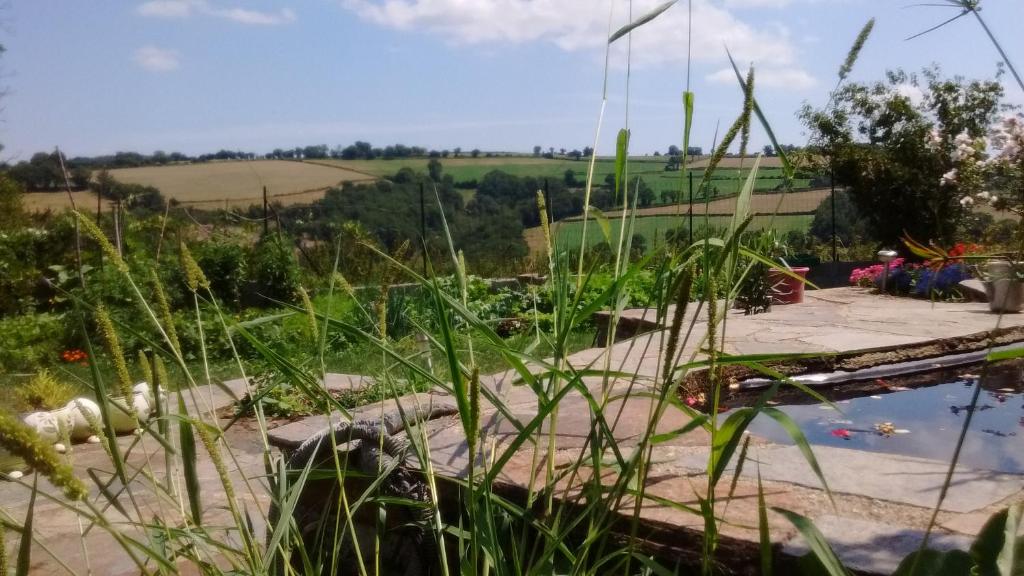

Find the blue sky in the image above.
[{"left": 3, "top": 0, "right": 1023, "bottom": 160}]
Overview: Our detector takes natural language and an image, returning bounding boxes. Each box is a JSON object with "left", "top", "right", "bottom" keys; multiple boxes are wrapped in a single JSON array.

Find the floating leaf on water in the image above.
[
  {"left": 830, "top": 428, "right": 851, "bottom": 439},
  {"left": 874, "top": 422, "right": 896, "bottom": 436},
  {"left": 894, "top": 429, "right": 910, "bottom": 434},
  {"left": 869, "top": 395, "right": 883, "bottom": 399}
]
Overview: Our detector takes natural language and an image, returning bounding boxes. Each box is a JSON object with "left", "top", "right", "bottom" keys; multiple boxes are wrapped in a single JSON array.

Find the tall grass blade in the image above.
[
  {"left": 614, "top": 128, "right": 631, "bottom": 202},
  {"left": 724, "top": 49, "right": 794, "bottom": 179},
  {"left": 728, "top": 155, "right": 761, "bottom": 236},
  {"left": 678, "top": 90, "right": 695, "bottom": 205},
  {"left": 758, "top": 467, "right": 772, "bottom": 576},
  {"left": 776, "top": 508, "right": 849, "bottom": 576},
  {"left": 15, "top": 477, "right": 37, "bottom": 576},
  {"left": 761, "top": 407, "right": 832, "bottom": 500},
  {"left": 177, "top": 395, "right": 203, "bottom": 524},
  {"left": 608, "top": 0, "right": 677, "bottom": 44},
  {"left": 968, "top": 503, "right": 1024, "bottom": 576}
]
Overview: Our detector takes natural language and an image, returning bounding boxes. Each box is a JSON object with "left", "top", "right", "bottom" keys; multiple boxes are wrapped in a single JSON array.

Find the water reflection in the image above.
[{"left": 746, "top": 369, "right": 1024, "bottom": 473}]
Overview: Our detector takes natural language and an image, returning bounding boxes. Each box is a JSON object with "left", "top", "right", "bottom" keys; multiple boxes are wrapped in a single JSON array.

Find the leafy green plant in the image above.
[{"left": 14, "top": 369, "right": 78, "bottom": 411}]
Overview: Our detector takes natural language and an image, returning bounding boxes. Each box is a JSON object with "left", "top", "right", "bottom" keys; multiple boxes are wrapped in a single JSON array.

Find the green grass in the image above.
[
  {"left": 307, "top": 157, "right": 803, "bottom": 200},
  {"left": 553, "top": 214, "right": 814, "bottom": 251}
]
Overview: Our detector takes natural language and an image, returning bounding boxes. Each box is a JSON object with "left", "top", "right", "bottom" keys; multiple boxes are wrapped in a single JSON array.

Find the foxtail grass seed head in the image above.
[
  {"left": 740, "top": 67, "right": 755, "bottom": 157},
  {"left": 154, "top": 355, "right": 170, "bottom": 392},
  {"left": 376, "top": 297, "right": 387, "bottom": 340},
  {"left": 536, "top": 190, "right": 552, "bottom": 255},
  {"left": 95, "top": 304, "right": 135, "bottom": 417},
  {"left": 297, "top": 286, "right": 318, "bottom": 343},
  {"left": 194, "top": 421, "right": 237, "bottom": 511},
  {"left": 839, "top": 18, "right": 875, "bottom": 81},
  {"left": 332, "top": 272, "right": 355, "bottom": 298},
  {"left": 75, "top": 211, "right": 127, "bottom": 274},
  {"left": 179, "top": 241, "right": 209, "bottom": 293},
  {"left": 149, "top": 268, "right": 181, "bottom": 354},
  {"left": 706, "top": 273, "right": 718, "bottom": 357},
  {"left": 137, "top": 349, "right": 153, "bottom": 385},
  {"left": 662, "top": 266, "right": 694, "bottom": 385},
  {"left": 0, "top": 411, "right": 86, "bottom": 500},
  {"left": 706, "top": 115, "right": 744, "bottom": 177}
]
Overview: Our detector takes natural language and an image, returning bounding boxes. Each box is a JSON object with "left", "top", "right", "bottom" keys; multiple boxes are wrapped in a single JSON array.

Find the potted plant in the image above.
[
  {"left": 980, "top": 259, "right": 1024, "bottom": 313},
  {"left": 737, "top": 231, "right": 810, "bottom": 315}
]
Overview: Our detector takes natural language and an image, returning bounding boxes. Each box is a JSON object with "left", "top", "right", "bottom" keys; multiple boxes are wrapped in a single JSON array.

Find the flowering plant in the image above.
[
  {"left": 849, "top": 247, "right": 974, "bottom": 298},
  {"left": 937, "top": 114, "right": 1024, "bottom": 247},
  {"left": 60, "top": 348, "right": 87, "bottom": 363}
]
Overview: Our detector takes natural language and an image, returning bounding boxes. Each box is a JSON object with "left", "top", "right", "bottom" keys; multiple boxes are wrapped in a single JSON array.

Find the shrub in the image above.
[
  {"left": 0, "top": 313, "right": 70, "bottom": 372},
  {"left": 195, "top": 240, "right": 247, "bottom": 308},
  {"left": 16, "top": 369, "right": 77, "bottom": 411},
  {"left": 244, "top": 235, "right": 301, "bottom": 306}
]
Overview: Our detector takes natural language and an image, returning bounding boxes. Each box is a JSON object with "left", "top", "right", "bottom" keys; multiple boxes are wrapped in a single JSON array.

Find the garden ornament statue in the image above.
[
  {"left": 877, "top": 249, "right": 898, "bottom": 293},
  {"left": 2, "top": 382, "right": 164, "bottom": 479}
]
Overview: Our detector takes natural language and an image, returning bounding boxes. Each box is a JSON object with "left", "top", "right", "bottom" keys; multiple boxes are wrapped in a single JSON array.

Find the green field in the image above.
[
  {"left": 551, "top": 214, "right": 814, "bottom": 252},
  {"left": 308, "top": 157, "right": 809, "bottom": 203}
]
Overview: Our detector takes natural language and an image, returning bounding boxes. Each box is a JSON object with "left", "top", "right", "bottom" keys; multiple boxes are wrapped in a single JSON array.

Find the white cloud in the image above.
[
  {"left": 707, "top": 66, "right": 817, "bottom": 89},
  {"left": 137, "top": 0, "right": 193, "bottom": 18},
  {"left": 133, "top": 45, "right": 181, "bottom": 71},
  {"left": 212, "top": 7, "right": 296, "bottom": 25},
  {"left": 136, "top": 1, "right": 296, "bottom": 25},
  {"left": 340, "top": 0, "right": 814, "bottom": 81}
]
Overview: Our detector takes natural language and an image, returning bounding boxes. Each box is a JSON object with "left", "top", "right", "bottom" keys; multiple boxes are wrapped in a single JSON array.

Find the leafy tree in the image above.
[
  {"left": 563, "top": 169, "right": 577, "bottom": 187},
  {"left": 453, "top": 147, "right": 461, "bottom": 158},
  {"left": 70, "top": 167, "right": 91, "bottom": 190},
  {"left": 629, "top": 177, "right": 654, "bottom": 208},
  {"left": 427, "top": 158, "right": 443, "bottom": 183},
  {"left": 582, "top": 147, "right": 594, "bottom": 158},
  {"left": 809, "top": 190, "right": 869, "bottom": 246},
  {"left": 801, "top": 67, "right": 1004, "bottom": 247},
  {"left": 470, "top": 149, "right": 480, "bottom": 158},
  {"left": 667, "top": 145, "right": 681, "bottom": 157},
  {"left": 533, "top": 146, "right": 542, "bottom": 157},
  {"left": 0, "top": 174, "right": 25, "bottom": 230}
]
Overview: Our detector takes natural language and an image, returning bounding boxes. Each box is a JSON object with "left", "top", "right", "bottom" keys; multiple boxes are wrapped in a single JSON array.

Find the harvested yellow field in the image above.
[
  {"left": 108, "top": 160, "right": 375, "bottom": 207},
  {"left": 23, "top": 191, "right": 111, "bottom": 213}
]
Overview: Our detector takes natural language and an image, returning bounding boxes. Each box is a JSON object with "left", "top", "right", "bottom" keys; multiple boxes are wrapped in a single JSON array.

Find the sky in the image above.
[{"left": 2, "top": 0, "right": 1023, "bottom": 161}]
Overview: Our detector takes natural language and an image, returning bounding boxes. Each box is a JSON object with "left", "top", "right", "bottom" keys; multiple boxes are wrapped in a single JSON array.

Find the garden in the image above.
[{"left": 2, "top": 2, "right": 1024, "bottom": 576}]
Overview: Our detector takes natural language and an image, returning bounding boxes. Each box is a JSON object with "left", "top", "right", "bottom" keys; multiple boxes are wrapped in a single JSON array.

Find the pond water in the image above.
[{"left": 746, "top": 373, "right": 1024, "bottom": 474}]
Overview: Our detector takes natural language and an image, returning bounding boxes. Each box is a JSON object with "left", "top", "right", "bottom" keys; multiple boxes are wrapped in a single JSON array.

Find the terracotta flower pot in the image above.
[{"left": 767, "top": 267, "right": 810, "bottom": 305}]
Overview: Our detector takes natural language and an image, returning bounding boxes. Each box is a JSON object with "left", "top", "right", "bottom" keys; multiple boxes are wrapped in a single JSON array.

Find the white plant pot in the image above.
[{"left": 983, "top": 260, "right": 1024, "bottom": 313}]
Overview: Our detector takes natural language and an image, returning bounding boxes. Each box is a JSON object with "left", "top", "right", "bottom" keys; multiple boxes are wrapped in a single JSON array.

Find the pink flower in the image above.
[{"left": 830, "top": 428, "right": 852, "bottom": 439}]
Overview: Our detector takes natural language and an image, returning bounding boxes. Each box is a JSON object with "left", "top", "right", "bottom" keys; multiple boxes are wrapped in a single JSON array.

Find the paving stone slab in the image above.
[
  {"left": 782, "top": 515, "right": 974, "bottom": 575},
  {"left": 676, "top": 444, "right": 1024, "bottom": 513},
  {"left": 268, "top": 391, "right": 458, "bottom": 450}
]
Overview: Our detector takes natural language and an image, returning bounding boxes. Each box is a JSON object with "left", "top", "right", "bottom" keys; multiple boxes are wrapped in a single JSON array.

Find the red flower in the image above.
[
  {"left": 830, "top": 428, "right": 851, "bottom": 439},
  {"left": 61, "top": 349, "right": 88, "bottom": 363}
]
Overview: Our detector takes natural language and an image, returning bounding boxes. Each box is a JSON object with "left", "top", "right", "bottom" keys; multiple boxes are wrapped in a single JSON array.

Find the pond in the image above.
[{"left": 746, "top": 367, "right": 1024, "bottom": 474}]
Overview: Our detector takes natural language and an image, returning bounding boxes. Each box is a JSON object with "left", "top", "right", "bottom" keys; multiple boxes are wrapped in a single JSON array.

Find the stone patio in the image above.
[{"left": 4, "top": 287, "right": 1024, "bottom": 574}]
